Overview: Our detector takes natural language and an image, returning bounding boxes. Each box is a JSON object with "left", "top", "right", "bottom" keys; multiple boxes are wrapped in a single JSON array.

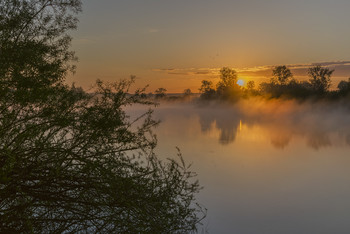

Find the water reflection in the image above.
[
  {"left": 160, "top": 100, "right": 350, "bottom": 150},
  {"left": 270, "top": 133, "right": 291, "bottom": 149},
  {"left": 149, "top": 101, "right": 350, "bottom": 234},
  {"left": 198, "top": 107, "right": 241, "bottom": 144}
]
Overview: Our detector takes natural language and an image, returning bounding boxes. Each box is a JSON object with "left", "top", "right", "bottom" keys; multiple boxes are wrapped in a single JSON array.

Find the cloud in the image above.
[
  {"left": 168, "top": 72, "right": 190, "bottom": 75},
  {"left": 152, "top": 68, "right": 220, "bottom": 77},
  {"left": 313, "top": 61, "right": 350, "bottom": 66},
  {"left": 152, "top": 61, "right": 350, "bottom": 82},
  {"left": 195, "top": 71, "right": 211, "bottom": 75}
]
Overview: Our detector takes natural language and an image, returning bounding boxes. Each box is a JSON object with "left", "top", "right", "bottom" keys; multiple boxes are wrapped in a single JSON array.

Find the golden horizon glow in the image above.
[
  {"left": 67, "top": 63, "right": 349, "bottom": 93},
  {"left": 237, "top": 79, "right": 245, "bottom": 87},
  {"left": 68, "top": 1, "right": 350, "bottom": 93}
]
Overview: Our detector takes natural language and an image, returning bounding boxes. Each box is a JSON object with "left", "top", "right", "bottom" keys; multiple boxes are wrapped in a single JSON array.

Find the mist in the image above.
[{"left": 145, "top": 97, "right": 350, "bottom": 150}]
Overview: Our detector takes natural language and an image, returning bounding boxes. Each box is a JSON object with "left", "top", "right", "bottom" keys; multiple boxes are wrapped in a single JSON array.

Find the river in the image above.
[{"left": 129, "top": 99, "right": 350, "bottom": 233}]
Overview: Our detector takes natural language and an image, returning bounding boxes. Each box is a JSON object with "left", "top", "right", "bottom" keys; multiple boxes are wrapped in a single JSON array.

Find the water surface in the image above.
[{"left": 130, "top": 100, "right": 350, "bottom": 233}]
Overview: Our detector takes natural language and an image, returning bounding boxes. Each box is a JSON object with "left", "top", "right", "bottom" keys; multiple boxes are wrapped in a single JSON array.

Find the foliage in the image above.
[
  {"left": 258, "top": 65, "right": 336, "bottom": 99},
  {"left": 216, "top": 67, "right": 240, "bottom": 99},
  {"left": 154, "top": 87, "right": 167, "bottom": 99},
  {"left": 337, "top": 78, "right": 350, "bottom": 95},
  {"left": 196, "top": 61, "right": 350, "bottom": 101},
  {"left": 198, "top": 68, "right": 241, "bottom": 101},
  {"left": 0, "top": 0, "right": 205, "bottom": 232},
  {"left": 198, "top": 64, "right": 349, "bottom": 101},
  {"left": 0, "top": 80, "right": 205, "bottom": 233},
  {"left": 308, "top": 65, "right": 334, "bottom": 94},
  {"left": 259, "top": 79, "right": 313, "bottom": 99},
  {"left": 271, "top": 66, "right": 293, "bottom": 85},
  {"left": 247, "top": 81, "right": 255, "bottom": 90},
  {"left": 183, "top": 88, "right": 192, "bottom": 96},
  {"left": 0, "top": 0, "right": 82, "bottom": 102},
  {"left": 218, "top": 67, "right": 237, "bottom": 88},
  {"left": 199, "top": 80, "right": 216, "bottom": 99}
]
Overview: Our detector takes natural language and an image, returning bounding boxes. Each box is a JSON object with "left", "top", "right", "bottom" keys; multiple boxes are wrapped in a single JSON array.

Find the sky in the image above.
[{"left": 68, "top": 0, "right": 350, "bottom": 92}]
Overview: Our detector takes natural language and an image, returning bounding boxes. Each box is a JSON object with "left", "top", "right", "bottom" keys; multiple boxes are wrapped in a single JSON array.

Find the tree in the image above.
[
  {"left": 0, "top": 0, "right": 81, "bottom": 103},
  {"left": 337, "top": 78, "right": 350, "bottom": 95},
  {"left": 154, "top": 87, "right": 167, "bottom": 98},
  {"left": 272, "top": 66, "right": 293, "bottom": 85},
  {"left": 216, "top": 67, "right": 241, "bottom": 99},
  {"left": 247, "top": 80, "right": 255, "bottom": 90},
  {"left": 183, "top": 88, "right": 192, "bottom": 96},
  {"left": 0, "top": 1, "right": 205, "bottom": 232},
  {"left": 308, "top": 65, "right": 334, "bottom": 94},
  {"left": 199, "top": 80, "right": 213, "bottom": 93},
  {"left": 218, "top": 67, "right": 237, "bottom": 88},
  {"left": 199, "top": 80, "right": 215, "bottom": 99}
]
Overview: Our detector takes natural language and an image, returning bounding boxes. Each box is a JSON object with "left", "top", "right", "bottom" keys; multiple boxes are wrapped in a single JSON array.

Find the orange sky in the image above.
[
  {"left": 67, "top": 0, "right": 350, "bottom": 93},
  {"left": 68, "top": 61, "right": 350, "bottom": 93}
]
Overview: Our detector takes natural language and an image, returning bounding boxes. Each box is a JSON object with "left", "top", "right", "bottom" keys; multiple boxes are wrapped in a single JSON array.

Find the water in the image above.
[{"left": 129, "top": 100, "right": 350, "bottom": 233}]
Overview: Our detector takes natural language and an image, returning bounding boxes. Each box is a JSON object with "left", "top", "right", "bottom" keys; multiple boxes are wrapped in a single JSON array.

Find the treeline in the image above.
[
  {"left": 199, "top": 66, "right": 350, "bottom": 101},
  {"left": 135, "top": 87, "right": 196, "bottom": 101}
]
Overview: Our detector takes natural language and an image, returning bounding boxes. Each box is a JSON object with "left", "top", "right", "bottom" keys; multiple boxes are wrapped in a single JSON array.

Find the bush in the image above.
[{"left": 0, "top": 0, "right": 205, "bottom": 232}]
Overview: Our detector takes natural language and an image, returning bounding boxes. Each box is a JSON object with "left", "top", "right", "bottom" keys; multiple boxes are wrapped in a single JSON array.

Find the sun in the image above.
[{"left": 237, "top": 79, "right": 244, "bottom": 87}]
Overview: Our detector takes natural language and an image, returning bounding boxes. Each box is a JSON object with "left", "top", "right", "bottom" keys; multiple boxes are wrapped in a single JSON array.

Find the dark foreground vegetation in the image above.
[
  {"left": 0, "top": 1, "right": 205, "bottom": 233},
  {"left": 198, "top": 66, "right": 350, "bottom": 102}
]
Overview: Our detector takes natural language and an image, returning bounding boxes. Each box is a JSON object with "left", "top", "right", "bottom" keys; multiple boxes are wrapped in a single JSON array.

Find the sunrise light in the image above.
[{"left": 237, "top": 79, "right": 245, "bottom": 87}]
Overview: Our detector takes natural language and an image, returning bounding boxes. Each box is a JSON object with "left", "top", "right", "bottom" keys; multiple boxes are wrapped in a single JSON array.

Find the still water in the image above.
[{"left": 131, "top": 100, "right": 350, "bottom": 233}]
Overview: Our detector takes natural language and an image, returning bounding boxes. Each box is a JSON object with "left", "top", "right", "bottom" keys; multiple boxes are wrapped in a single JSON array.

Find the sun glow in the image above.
[{"left": 237, "top": 79, "right": 245, "bottom": 87}]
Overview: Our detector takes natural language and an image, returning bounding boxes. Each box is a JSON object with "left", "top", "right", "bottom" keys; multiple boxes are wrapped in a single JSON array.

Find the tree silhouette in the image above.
[
  {"left": 216, "top": 67, "right": 240, "bottom": 99},
  {"left": 183, "top": 88, "right": 192, "bottom": 96},
  {"left": 0, "top": 0, "right": 81, "bottom": 103},
  {"left": 0, "top": 1, "right": 205, "bottom": 232},
  {"left": 259, "top": 66, "right": 316, "bottom": 99},
  {"left": 337, "top": 78, "right": 350, "bottom": 95},
  {"left": 199, "top": 80, "right": 216, "bottom": 99},
  {"left": 247, "top": 81, "right": 255, "bottom": 90},
  {"left": 218, "top": 67, "right": 238, "bottom": 88},
  {"left": 154, "top": 87, "right": 167, "bottom": 98},
  {"left": 308, "top": 65, "right": 334, "bottom": 94},
  {"left": 272, "top": 66, "right": 293, "bottom": 85}
]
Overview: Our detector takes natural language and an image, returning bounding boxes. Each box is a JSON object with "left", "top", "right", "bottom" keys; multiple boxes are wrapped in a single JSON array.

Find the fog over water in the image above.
[
  {"left": 127, "top": 99, "right": 350, "bottom": 233},
  {"left": 152, "top": 99, "right": 350, "bottom": 149}
]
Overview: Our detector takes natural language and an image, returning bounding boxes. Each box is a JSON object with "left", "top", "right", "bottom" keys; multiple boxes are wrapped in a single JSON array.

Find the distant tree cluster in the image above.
[
  {"left": 199, "top": 65, "right": 350, "bottom": 101},
  {"left": 199, "top": 67, "right": 242, "bottom": 100},
  {"left": 137, "top": 87, "right": 197, "bottom": 102},
  {"left": 154, "top": 87, "right": 167, "bottom": 98},
  {"left": 337, "top": 78, "right": 350, "bottom": 96},
  {"left": 258, "top": 65, "right": 337, "bottom": 99}
]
